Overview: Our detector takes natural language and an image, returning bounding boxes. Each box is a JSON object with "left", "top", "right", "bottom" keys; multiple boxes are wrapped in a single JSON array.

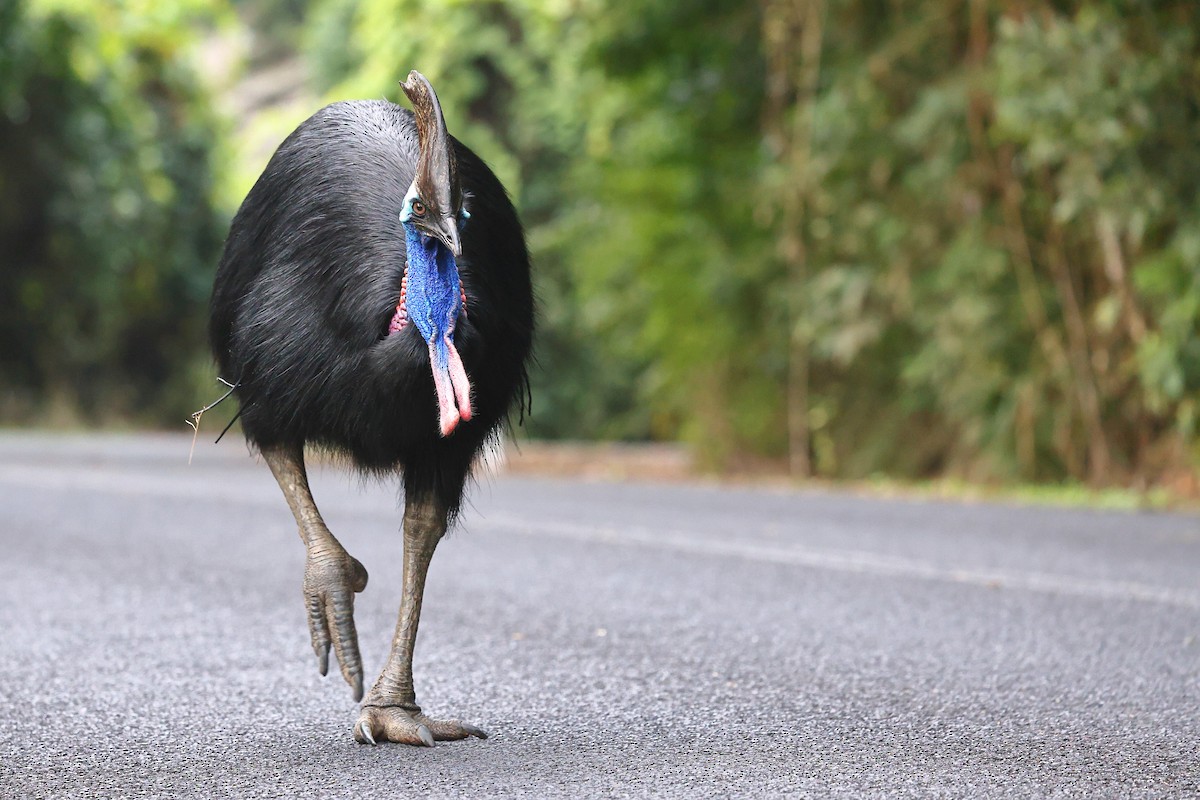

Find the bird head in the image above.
[
  {"left": 398, "top": 71, "right": 469, "bottom": 257},
  {"left": 394, "top": 71, "right": 474, "bottom": 437}
]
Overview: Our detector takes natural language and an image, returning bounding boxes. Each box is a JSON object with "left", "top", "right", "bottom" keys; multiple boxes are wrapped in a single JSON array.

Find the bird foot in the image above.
[
  {"left": 354, "top": 705, "right": 487, "bottom": 747},
  {"left": 303, "top": 547, "right": 368, "bottom": 700}
]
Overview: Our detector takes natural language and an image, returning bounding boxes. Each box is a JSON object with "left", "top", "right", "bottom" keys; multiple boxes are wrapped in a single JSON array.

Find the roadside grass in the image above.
[
  {"left": 0, "top": 429, "right": 1192, "bottom": 513},
  {"left": 850, "top": 475, "right": 1185, "bottom": 513},
  {"left": 505, "top": 440, "right": 1197, "bottom": 513}
]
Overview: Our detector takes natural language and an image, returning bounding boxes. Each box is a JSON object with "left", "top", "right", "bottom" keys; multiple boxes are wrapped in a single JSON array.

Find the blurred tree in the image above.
[
  {"left": 559, "top": 0, "right": 784, "bottom": 466},
  {"left": 295, "top": 0, "right": 1199, "bottom": 489},
  {"left": 0, "top": 0, "right": 229, "bottom": 424},
  {"left": 304, "top": 0, "right": 655, "bottom": 441},
  {"left": 891, "top": 2, "right": 1200, "bottom": 487},
  {"left": 7, "top": 0, "right": 1194, "bottom": 492}
]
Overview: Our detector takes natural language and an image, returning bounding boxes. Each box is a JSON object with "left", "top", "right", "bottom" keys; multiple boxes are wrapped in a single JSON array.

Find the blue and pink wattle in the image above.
[{"left": 389, "top": 228, "right": 471, "bottom": 436}]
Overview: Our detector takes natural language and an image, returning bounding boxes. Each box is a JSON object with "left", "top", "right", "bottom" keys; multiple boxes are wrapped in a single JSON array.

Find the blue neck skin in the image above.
[{"left": 402, "top": 226, "right": 462, "bottom": 369}]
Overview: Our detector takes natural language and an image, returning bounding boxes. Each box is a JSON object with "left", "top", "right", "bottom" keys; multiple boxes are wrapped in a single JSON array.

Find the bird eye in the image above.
[{"left": 411, "top": 200, "right": 426, "bottom": 217}]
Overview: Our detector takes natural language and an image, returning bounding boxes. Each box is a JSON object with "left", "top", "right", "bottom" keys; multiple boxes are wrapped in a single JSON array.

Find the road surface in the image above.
[{"left": 1, "top": 433, "right": 1197, "bottom": 798}]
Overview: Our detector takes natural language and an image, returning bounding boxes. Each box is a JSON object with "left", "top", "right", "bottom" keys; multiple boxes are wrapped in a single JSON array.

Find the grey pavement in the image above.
[{"left": 0, "top": 432, "right": 1197, "bottom": 798}]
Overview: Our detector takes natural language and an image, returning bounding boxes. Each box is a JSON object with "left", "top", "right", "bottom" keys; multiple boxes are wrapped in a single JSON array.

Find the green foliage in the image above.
[
  {"left": 3, "top": 0, "right": 1196, "bottom": 490},
  {"left": 305, "top": 0, "right": 647, "bottom": 439},
  {"left": 295, "top": 0, "right": 1199, "bottom": 486},
  {"left": 560, "top": 1, "right": 784, "bottom": 457},
  {"left": 0, "top": 0, "right": 228, "bottom": 423}
]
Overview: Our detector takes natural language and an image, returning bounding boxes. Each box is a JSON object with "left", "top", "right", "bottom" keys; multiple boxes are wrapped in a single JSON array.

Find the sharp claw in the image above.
[
  {"left": 317, "top": 643, "right": 329, "bottom": 676},
  {"left": 463, "top": 723, "right": 488, "bottom": 740},
  {"left": 357, "top": 721, "right": 376, "bottom": 746},
  {"left": 417, "top": 724, "right": 434, "bottom": 747},
  {"left": 352, "top": 674, "right": 364, "bottom": 703}
]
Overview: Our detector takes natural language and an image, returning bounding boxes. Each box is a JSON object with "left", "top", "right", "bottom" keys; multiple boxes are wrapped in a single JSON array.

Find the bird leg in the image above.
[
  {"left": 262, "top": 443, "right": 368, "bottom": 701},
  {"left": 354, "top": 493, "right": 486, "bottom": 746}
]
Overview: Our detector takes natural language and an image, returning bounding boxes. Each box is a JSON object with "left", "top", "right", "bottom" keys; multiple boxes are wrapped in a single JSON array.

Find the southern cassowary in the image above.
[{"left": 209, "top": 72, "right": 533, "bottom": 746}]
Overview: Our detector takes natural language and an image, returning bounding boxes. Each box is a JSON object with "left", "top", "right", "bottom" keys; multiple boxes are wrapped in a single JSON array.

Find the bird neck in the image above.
[{"left": 402, "top": 225, "right": 462, "bottom": 348}]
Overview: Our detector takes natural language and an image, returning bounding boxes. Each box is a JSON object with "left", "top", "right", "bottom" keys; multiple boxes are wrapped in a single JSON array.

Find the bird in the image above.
[{"left": 208, "top": 71, "right": 533, "bottom": 746}]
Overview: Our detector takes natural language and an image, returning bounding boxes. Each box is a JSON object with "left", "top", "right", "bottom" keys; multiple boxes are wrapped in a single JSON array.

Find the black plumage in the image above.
[
  {"left": 208, "top": 77, "right": 534, "bottom": 745},
  {"left": 210, "top": 98, "right": 533, "bottom": 517}
]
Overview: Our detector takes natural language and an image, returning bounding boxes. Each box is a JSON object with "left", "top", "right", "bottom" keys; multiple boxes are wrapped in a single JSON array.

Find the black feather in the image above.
[{"left": 209, "top": 99, "right": 534, "bottom": 520}]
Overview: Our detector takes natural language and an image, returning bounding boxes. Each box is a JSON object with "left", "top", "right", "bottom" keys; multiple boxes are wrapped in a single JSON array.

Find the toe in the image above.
[
  {"left": 461, "top": 723, "right": 488, "bottom": 740},
  {"left": 417, "top": 724, "right": 435, "bottom": 748},
  {"left": 416, "top": 715, "right": 489, "bottom": 741},
  {"left": 354, "top": 719, "right": 376, "bottom": 746},
  {"left": 355, "top": 707, "right": 438, "bottom": 747}
]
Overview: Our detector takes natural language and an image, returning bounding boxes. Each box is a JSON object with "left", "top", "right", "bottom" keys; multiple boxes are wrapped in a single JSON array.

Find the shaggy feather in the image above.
[{"left": 209, "top": 100, "right": 534, "bottom": 520}]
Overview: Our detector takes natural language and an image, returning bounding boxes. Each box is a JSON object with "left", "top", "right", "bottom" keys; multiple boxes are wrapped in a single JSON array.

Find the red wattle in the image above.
[
  {"left": 446, "top": 339, "right": 472, "bottom": 421},
  {"left": 429, "top": 338, "right": 472, "bottom": 436}
]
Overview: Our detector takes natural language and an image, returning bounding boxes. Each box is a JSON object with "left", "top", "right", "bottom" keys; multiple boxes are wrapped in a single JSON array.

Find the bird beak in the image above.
[{"left": 435, "top": 220, "right": 463, "bottom": 258}]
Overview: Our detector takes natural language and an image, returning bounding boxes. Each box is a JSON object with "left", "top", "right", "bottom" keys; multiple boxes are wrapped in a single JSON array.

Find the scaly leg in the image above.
[
  {"left": 354, "top": 492, "right": 486, "bottom": 746},
  {"left": 263, "top": 443, "right": 368, "bottom": 700}
]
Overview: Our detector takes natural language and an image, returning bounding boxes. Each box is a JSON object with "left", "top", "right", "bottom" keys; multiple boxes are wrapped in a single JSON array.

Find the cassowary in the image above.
[{"left": 209, "top": 72, "right": 533, "bottom": 746}]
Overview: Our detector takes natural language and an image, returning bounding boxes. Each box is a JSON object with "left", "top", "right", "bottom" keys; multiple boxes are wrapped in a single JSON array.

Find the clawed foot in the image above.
[
  {"left": 354, "top": 705, "right": 487, "bottom": 747},
  {"left": 304, "top": 547, "right": 369, "bottom": 700}
]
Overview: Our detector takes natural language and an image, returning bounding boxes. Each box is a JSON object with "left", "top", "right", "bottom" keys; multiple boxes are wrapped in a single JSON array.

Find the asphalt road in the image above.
[{"left": 1, "top": 433, "right": 1197, "bottom": 799}]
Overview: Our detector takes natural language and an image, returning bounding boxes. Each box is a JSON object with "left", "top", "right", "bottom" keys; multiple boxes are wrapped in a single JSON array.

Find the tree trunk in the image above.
[{"left": 762, "top": 0, "right": 824, "bottom": 478}]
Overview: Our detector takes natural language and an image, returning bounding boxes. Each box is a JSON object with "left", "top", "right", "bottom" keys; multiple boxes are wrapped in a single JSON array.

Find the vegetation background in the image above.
[{"left": 1, "top": 0, "right": 1197, "bottom": 499}]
